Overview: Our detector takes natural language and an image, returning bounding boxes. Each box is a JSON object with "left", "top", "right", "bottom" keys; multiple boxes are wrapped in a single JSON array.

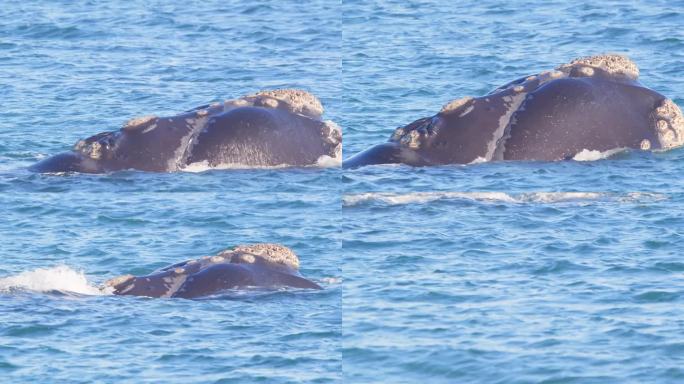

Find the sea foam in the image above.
[
  {"left": 0, "top": 265, "right": 106, "bottom": 296},
  {"left": 342, "top": 191, "right": 667, "bottom": 206}
]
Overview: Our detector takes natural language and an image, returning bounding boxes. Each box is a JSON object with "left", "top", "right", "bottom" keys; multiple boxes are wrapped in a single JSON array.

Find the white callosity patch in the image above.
[
  {"left": 494, "top": 70, "right": 566, "bottom": 95},
  {"left": 0, "top": 265, "right": 106, "bottom": 295},
  {"left": 252, "top": 89, "right": 324, "bottom": 120},
  {"left": 223, "top": 97, "right": 250, "bottom": 112},
  {"left": 400, "top": 129, "right": 421, "bottom": 149},
  {"left": 391, "top": 117, "right": 435, "bottom": 150},
  {"left": 123, "top": 115, "right": 159, "bottom": 132},
  {"left": 74, "top": 132, "right": 122, "bottom": 160},
  {"left": 221, "top": 89, "right": 324, "bottom": 121},
  {"left": 557, "top": 54, "right": 640, "bottom": 80},
  {"left": 321, "top": 120, "right": 342, "bottom": 162},
  {"left": 440, "top": 96, "right": 474, "bottom": 114},
  {"left": 231, "top": 243, "right": 301, "bottom": 270},
  {"left": 652, "top": 98, "right": 684, "bottom": 149},
  {"left": 82, "top": 141, "right": 101, "bottom": 159},
  {"left": 104, "top": 274, "right": 134, "bottom": 289}
]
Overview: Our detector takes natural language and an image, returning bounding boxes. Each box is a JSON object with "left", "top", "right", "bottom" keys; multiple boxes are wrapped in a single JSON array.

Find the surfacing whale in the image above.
[
  {"left": 344, "top": 54, "right": 684, "bottom": 168},
  {"left": 103, "top": 244, "right": 321, "bottom": 298},
  {"left": 31, "top": 89, "right": 341, "bottom": 173}
]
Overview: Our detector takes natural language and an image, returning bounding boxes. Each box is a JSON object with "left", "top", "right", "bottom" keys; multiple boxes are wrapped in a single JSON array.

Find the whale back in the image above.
[
  {"left": 105, "top": 244, "right": 321, "bottom": 298},
  {"left": 502, "top": 77, "right": 665, "bottom": 160},
  {"left": 186, "top": 106, "right": 336, "bottom": 167},
  {"left": 347, "top": 54, "right": 684, "bottom": 167}
]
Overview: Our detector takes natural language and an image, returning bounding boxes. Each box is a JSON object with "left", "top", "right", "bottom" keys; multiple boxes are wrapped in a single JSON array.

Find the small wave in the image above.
[
  {"left": 0, "top": 265, "right": 106, "bottom": 296},
  {"left": 342, "top": 191, "right": 667, "bottom": 206},
  {"left": 319, "top": 277, "right": 342, "bottom": 285},
  {"left": 572, "top": 147, "right": 627, "bottom": 161},
  {"left": 15, "top": 23, "right": 93, "bottom": 40},
  {"left": 468, "top": 156, "right": 488, "bottom": 164},
  {"left": 315, "top": 155, "right": 342, "bottom": 168},
  {"left": 181, "top": 160, "right": 293, "bottom": 172},
  {"left": 181, "top": 155, "right": 341, "bottom": 173}
]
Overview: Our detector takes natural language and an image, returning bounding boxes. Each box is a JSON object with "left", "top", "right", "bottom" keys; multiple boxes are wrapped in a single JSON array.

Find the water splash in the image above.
[
  {"left": 0, "top": 265, "right": 107, "bottom": 296},
  {"left": 572, "top": 147, "right": 627, "bottom": 161}
]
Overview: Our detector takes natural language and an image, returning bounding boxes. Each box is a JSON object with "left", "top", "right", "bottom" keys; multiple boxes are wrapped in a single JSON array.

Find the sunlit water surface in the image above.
[
  {"left": 342, "top": 0, "right": 684, "bottom": 383},
  {"left": 0, "top": 1, "right": 340, "bottom": 383}
]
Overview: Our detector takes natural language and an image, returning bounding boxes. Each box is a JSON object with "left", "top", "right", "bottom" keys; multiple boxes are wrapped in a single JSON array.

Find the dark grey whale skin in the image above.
[
  {"left": 105, "top": 245, "right": 322, "bottom": 299},
  {"left": 344, "top": 55, "right": 682, "bottom": 168},
  {"left": 30, "top": 90, "right": 340, "bottom": 173}
]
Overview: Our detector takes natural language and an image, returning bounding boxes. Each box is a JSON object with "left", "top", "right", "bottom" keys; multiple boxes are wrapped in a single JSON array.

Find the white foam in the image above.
[
  {"left": 468, "top": 156, "right": 488, "bottom": 164},
  {"left": 181, "top": 155, "right": 340, "bottom": 172},
  {"left": 572, "top": 148, "right": 626, "bottom": 161},
  {"left": 342, "top": 191, "right": 666, "bottom": 206},
  {"left": 344, "top": 192, "right": 515, "bottom": 206},
  {"left": 182, "top": 160, "right": 294, "bottom": 172},
  {"left": 316, "top": 154, "right": 341, "bottom": 168},
  {"left": 319, "top": 277, "right": 342, "bottom": 285},
  {"left": 0, "top": 265, "right": 107, "bottom": 296}
]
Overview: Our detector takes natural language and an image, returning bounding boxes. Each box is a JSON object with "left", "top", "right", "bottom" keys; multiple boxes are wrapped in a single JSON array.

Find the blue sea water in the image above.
[
  {"left": 0, "top": 1, "right": 340, "bottom": 383},
  {"left": 342, "top": 0, "right": 684, "bottom": 383},
  {"left": 2, "top": 0, "right": 684, "bottom": 383}
]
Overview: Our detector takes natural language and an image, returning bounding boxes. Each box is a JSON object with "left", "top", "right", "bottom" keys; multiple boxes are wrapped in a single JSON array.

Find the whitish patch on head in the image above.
[
  {"left": 557, "top": 54, "right": 639, "bottom": 80},
  {"left": 231, "top": 243, "right": 301, "bottom": 270},
  {"left": 440, "top": 96, "right": 473, "bottom": 114},
  {"left": 390, "top": 116, "right": 435, "bottom": 150},
  {"left": 123, "top": 115, "right": 159, "bottom": 132},
  {"left": 321, "top": 120, "right": 341, "bottom": 145},
  {"left": 400, "top": 129, "right": 422, "bottom": 149},
  {"left": 234, "top": 253, "right": 256, "bottom": 264},
  {"left": 640, "top": 139, "right": 651, "bottom": 150},
  {"left": 321, "top": 120, "right": 342, "bottom": 160},
  {"left": 74, "top": 130, "right": 124, "bottom": 161},
  {"left": 88, "top": 141, "right": 102, "bottom": 159},
  {"left": 223, "top": 98, "right": 250, "bottom": 112},
  {"left": 252, "top": 89, "right": 324, "bottom": 120},
  {"left": 652, "top": 98, "right": 684, "bottom": 149},
  {"left": 105, "top": 274, "right": 134, "bottom": 288}
]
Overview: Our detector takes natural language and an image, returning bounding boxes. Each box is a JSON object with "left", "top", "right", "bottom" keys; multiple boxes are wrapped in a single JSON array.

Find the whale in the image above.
[
  {"left": 344, "top": 54, "right": 684, "bottom": 168},
  {"left": 31, "top": 89, "right": 341, "bottom": 173},
  {"left": 103, "top": 244, "right": 322, "bottom": 298}
]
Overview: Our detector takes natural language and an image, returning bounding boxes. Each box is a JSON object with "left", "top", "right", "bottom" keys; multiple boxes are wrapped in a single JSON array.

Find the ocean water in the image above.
[
  {"left": 0, "top": 1, "right": 340, "bottom": 383},
  {"left": 2, "top": 0, "right": 684, "bottom": 383},
  {"left": 342, "top": 0, "right": 684, "bottom": 383}
]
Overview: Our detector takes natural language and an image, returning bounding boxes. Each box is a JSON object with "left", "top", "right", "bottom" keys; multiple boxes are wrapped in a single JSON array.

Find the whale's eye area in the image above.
[{"left": 74, "top": 131, "right": 121, "bottom": 160}]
